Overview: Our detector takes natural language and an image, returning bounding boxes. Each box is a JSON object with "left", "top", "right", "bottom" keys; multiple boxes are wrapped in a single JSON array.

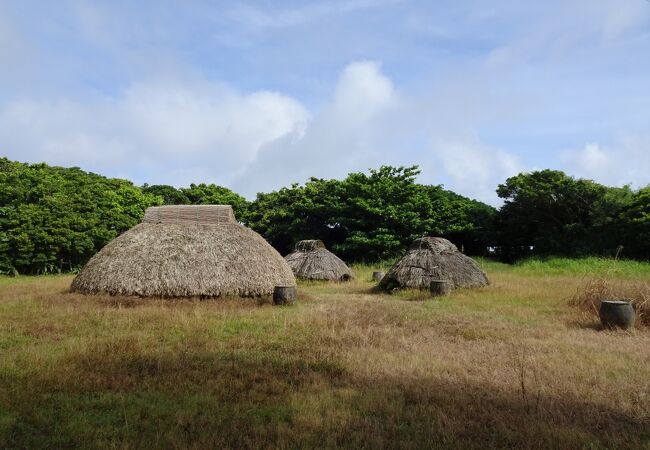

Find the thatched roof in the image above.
[
  {"left": 71, "top": 205, "right": 295, "bottom": 297},
  {"left": 285, "top": 240, "right": 353, "bottom": 281},
  {"left": 143, "top": 204, "right": 235, "bottom": 225},
  {"left": 379, "top": 237, "right": 488, "bottom": 290}
]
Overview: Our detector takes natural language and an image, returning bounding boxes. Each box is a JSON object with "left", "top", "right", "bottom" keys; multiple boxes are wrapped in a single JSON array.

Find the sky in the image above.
[{"left": 1, "top": 0, "right": 649, "bottom": 204}]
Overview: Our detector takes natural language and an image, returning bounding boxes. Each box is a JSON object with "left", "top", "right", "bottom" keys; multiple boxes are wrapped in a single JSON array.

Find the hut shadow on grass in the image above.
[
  {"left": 328, "top": 373, "right": 649, "bottom": 450},
  {"left": 5, "top": 346, "right": 647, "bottom": 449},
  {"left": 66, "top": 291, "right": 275, "bottom": 310},
  {"left": 69, "top": 290, "right": 317, "bottom": 310},
  {"left": 366, "top": 283, "right": 457, "bottom": 302}
]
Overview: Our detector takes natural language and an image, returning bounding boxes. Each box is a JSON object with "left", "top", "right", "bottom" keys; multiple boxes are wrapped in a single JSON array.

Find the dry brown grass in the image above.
[
  {"left": 570, "top": 277, "right": 650, "bottom": 327},
  {"left": 1, "top": 267, "right": 649, "bottom": 449}
]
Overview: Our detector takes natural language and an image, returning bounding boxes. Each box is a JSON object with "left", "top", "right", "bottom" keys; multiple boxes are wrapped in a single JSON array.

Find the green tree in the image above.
[
  {"left": 0, "top": 158, "right": 161, "bottom": 274},
  {"left": 328, "top": 166, "right": 442, "bottom": 260},
  {"left": 244, "top": 179, "right": 343, "bottom": 255},
  {"left": 433, "top": 188, "right": 497, "bottom": 255},
  {"left": 246, "top": 166, "right": 495, "bottom": 261},
  {"left": 180, "top": 183, "right": 248, "bottom": 217},
  {"left": 495, "top": 170, "right": 613, "bottom": 260},
  {"left": 618, "top": 186, "right": 650, "bottom": 260},
  {"left": 141, "top": 184, "right": 190, "bottom": 205}
]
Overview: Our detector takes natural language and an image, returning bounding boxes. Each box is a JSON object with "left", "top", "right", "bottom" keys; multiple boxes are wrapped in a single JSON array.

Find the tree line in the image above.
[{"left": 0, "top": 157, "right": 648, "bottom": 274}]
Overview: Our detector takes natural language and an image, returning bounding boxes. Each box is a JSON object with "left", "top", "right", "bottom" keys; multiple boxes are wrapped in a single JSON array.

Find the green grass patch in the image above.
[
  {"left": 0, "top": 274, "right": 69, "bottom": 286},
  {"left": 476, "top": 256, "right": 650, "bottom": 278},
  {"left": 513, "top": 257, "right": 650, "bottom": 278}
]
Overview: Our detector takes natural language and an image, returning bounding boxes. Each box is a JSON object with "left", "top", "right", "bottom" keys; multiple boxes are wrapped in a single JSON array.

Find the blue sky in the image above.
[{"left": 1, "top": 0, "right": 649, "bottom": 204}]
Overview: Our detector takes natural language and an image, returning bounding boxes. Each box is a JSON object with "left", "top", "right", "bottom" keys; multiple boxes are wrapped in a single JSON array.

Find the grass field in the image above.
[{"left": 0, "top": 259, "right": 649, "bottom": 449}]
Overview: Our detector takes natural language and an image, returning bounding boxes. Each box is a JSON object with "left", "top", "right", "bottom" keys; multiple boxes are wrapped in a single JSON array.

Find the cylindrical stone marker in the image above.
[
  {"left": 273, "top": 286, "right": 297, "bottom": 306},
  {"left": 429, "top": 280, "right": 452, "bottom": 297}
]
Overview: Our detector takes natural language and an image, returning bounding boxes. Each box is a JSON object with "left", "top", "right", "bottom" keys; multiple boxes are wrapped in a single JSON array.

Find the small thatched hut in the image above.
[
  {"left": 285, "top": 240, "right": 353, "bottom": 281},
  {"left": 71, "top": 205, "right": 295, "bottom": 297},
  {"left": 379, "top": 237, "right": 488, "bottom": 290}
]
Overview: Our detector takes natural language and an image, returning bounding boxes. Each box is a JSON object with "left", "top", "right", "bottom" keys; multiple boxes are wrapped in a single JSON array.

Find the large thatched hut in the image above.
[
  {"left": 379, "top": 237, "right": 488, "bottom": 290},
  {"left": 71, "top": 205, "right": 295, "bottom": 297},
  {"left": 285, "top": 240, "right": 353, "bottom": 281}
]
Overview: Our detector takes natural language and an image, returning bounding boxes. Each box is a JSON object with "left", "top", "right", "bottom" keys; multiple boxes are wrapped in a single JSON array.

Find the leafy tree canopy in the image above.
[
  {"left": 494, "top": 169, "right": 644, "bottom": 260},
  {"left": 618, "top": 186, "right": 650, "bottom": 259},
  {"left": 142, "top": 183, "right": 248, "bottom": 217},
  {"left": 142, "top": 184, "right": 190, "bottom": 205},
  {"left": 2, "top": 158, "right": 648, "bottom": 273},
  {"left": 180, "top": 183, "right": 248, "bottom": 216},
  {"left": 245, "top": 165, "right": 496, "bottom": 261},
  {"left": 0, "top": 158, "right": 161, "bottom": 274}
]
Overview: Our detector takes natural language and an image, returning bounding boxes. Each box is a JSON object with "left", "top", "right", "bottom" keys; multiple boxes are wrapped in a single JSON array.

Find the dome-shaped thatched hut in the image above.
[
  {"left": 71, "top": 205, "right": 296, "bottom": 297},
  {"left": 379, "top": 237, "right": 488, "bottom": 290},
  {"left": 285, "top": 240, "right": 353, "bottom": 281}
]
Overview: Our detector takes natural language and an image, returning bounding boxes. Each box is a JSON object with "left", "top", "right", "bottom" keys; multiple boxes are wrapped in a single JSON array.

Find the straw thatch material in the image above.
[
  {"left": 285, "top": 240, "right": 353, "bottom": 281},
  {"left": 71, "top": 205, "right": 295, "bottom": 297},
  {"left": 143, "top": 205, "right": 235, "bottom": 225},
  {"left": 379, "top": 237, "right": 488, "bottom": 290}
]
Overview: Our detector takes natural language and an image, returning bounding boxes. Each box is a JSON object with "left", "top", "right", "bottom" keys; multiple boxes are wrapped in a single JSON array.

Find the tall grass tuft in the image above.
[
  {"left": 569, "top": 250, "right": 650, "bottom": 327},
  {"left": 570, "top": 278, "right": 649, "bottom": 327}
]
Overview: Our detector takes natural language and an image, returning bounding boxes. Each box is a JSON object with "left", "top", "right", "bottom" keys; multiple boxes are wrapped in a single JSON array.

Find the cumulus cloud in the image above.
[
  {"left": 332, "top": 61, "right": 395, "bottom": 125},
  {"left": 0, "top": 60, "right": 527, "bottom": 204},
  {"left": 232, "top": 61, "right": 523, "bottom": 204},
  {"left": 1, "top": 0, "right": 649, "bottom": 207},
  {"left": 231, "top": 61, "right": 399, "bottom": 195},
  {"left": 0, "top": 78, "right": 309, "bottom": 186},
  {"left": 429, "top": 136, "right": 523, "bottom": 204},
  {"left": 561, "top": 134, "right": 650, "bottom": 188},
  {"left": 1, "top": 54, "right": 646, "bottom": 205}
]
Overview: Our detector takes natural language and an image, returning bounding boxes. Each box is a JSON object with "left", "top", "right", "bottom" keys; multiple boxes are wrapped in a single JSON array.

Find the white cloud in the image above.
[
  {"left": 0, "top": 60, "right": 526, "bottom": 204},
  {"left": 1, "top": 56, "right": 645, "bottom": 207},
  {"left": 561, "top": 134, "right": 650, "bottom": 188},
  {"left": 0, "top": 78, "right": 309, "bottom": 186},
  {"left": 486, "top": 0, "right": 650, "bottom": 67},
  {"left": 428, "top": 136, "right": 523, "bottom": 204},
  {"left": 600, "top": 0, "right": 650, "bottom": 39},
  {"left": 228, "top": 0, "right": 402, "bottom": 29},
  {"left": 566, "top": 143, "right": 609, "bottom": 174},
  {"left": 231, "top": 61, "right": 400, "bottom": 195},
  {"left": 232, "top": 60, "right": 524, "bottom": 204},
  {"left": 333, "top": 61, "right": 395, "bottom": 125}
]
